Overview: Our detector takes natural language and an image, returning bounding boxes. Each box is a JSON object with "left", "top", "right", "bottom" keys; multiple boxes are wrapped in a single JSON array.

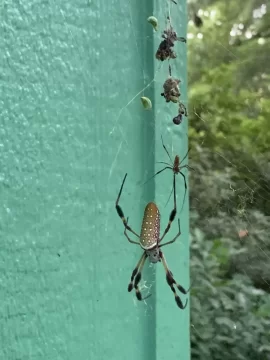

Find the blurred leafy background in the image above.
[{"left": 187, "top": 0, "right": 270, "bottom": 358}]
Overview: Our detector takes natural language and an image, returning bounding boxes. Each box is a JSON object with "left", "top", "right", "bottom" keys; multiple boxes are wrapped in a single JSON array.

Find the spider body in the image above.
[
  {"left": 144, "top": 137, "right": 193, "bottom": 212},
  {"left": 173, "top": 155, "right": 180, "bottom": 173},
  {"left": 140, "top": 202, "right": 161, "bottom": 263},
  {"left": 115, "top": 173, "right": 189, "bottom": 309},
  {"left": 140, "top": 202, "right": 160, "bottom": 250}
]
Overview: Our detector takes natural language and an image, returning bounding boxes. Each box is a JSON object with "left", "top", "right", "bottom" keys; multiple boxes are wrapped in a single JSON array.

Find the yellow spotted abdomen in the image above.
[{"left": 140, "top": 202, "right": 160, "bottom": 250}]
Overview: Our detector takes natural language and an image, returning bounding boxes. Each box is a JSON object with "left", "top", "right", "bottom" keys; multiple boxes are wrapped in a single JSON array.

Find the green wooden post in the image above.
[
  {"left": 1, "top": 0, "right": 188, "bottom": 359},
  {"left": 154, "top": 2, "right": 190, "bottom": 359}
]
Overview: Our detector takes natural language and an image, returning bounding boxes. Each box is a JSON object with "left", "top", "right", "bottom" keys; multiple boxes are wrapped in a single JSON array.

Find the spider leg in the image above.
[
  {"left": 128, "top": 252, "right": 151, "bottom": 301},
  {"left": 127, "top": 252, "right": 145, "bottom": 292},
  {"left": 161, "top": 135, "right": 173, "bottom": 163},
  {"left": 180, "top": 147, "right": 191, "bottom": 164},
  {"left": 143, "top": 166, "right": 171, "bottom": 186},
  {"left": 164, "top": 179, "right": 174, "bottom": 208},
  {"left": 156, "top": 161, "right": 172, "bottom": 167},
  {"left": 180, "top": 164, "right": 195, "bottom": 171},
  {"left": 160, "top": 250, "right": 189, "bottom": 309},
  {"left": 165, "top": 169, "right": 175, "bottom": 207},
  {"left": 115, "top": 173, "right": 140, "bottom": 238},
  {"left": 179, "top": 171, "right": 187, "bottom": 213},
  {"left": 159, "top": 174, "right": 177, "bottom": 243},
  {"left": 124, "top": 218, "right": 140, "bottom": 245},
  {"left": 159, "top": 219, "right": 181, "bottom": 247}
]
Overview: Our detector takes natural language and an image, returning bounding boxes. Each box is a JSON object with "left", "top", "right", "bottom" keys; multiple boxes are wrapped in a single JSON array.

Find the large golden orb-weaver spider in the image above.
[{"left": 115, "top": 173, "right": 189, "bottom": 309}]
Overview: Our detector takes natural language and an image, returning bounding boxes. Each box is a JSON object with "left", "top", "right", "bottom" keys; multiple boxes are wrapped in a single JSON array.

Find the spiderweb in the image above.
[
  {"left": 111, "top": 0, "right": 270, "bottom": 358},
  {"left": 108, "top": 0, "right": 189, "bottom": 309}
]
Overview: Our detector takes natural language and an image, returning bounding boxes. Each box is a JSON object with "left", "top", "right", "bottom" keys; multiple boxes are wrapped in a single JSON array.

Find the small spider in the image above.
[
  {"left": 145, "top": 136, "right": 193, "bottom": 212},
  {"left": 156, "top": 22, "right": 186, "bottom": 61},
  {"left": 161, "top": 77, "right": 181, "bottom": 103},
  {"left": 173, "top": 102, "right": 188, "bottom": 125},
  {"left": 115, "top": 173, "right": 189, "bottom": 309}
]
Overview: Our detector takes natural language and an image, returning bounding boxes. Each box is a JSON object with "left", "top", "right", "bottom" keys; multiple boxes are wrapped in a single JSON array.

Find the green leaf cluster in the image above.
[
  {"left": 190, "top": 228, "right": 270, "bottom": 360},
  {"left": 188, "top": 0, "right": 270, "bottom": 358}
]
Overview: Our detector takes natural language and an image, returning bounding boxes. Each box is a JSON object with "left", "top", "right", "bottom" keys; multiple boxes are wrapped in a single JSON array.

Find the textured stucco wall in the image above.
[{"left": 1, "top": 0, "right": 189, "bottom": 359}]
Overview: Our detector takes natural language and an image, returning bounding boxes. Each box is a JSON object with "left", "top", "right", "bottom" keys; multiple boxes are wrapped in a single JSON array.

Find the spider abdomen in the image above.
[
  {"left": 173, "top": 155, "right": 180, "bottom": 172},
  {"left": 140, "top": 202, "right": 160, "bottom": 250}
]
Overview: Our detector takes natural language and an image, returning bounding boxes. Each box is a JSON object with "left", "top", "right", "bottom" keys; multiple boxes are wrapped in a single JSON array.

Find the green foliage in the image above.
[
  {"left": 188, "top": 0, "right": 270, "bottom": 358},
  {"left": 190, "top": 228, "right": 270, "bottom": 360},
  {"left": 188, "top": 0, "right": 270, "bottom": 155}
]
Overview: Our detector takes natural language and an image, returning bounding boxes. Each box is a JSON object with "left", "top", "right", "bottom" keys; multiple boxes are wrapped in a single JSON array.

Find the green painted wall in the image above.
[{"left": 1, "top": 0, "right": 189, "bottom": 359}]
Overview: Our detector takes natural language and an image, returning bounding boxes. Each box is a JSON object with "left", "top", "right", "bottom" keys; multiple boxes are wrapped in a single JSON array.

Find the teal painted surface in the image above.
[
  {"left": 0, "top": 0, "right": 188, "bottom": 359},
  {"left": 154, "top": 2, "right": 190, "bottom": 360}
]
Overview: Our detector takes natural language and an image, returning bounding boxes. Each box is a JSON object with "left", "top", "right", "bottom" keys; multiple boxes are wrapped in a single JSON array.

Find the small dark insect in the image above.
[
  {"left": 173, "top": 113, "right": 182, "bottom": 125},
  {"left": 115, "top": 173, "right": 189, "bottom": 309},
  {"left": 146, "top": 136, "right": 193, "bottom": 212},
  {"left": 173, "top": 102, "right": 188, "bottom": 125},
  {"left": 194, "top": 13, "right": 203, "bottom": 28},
  {"left": 156, "top": 22, "right": 186, "bottom": 61}
]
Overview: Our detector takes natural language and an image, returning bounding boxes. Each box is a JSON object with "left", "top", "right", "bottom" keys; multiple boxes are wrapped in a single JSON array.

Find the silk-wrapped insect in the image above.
[
  {"left": 161, "top": 77, "right": 181, "bottom": 103},
  {"left": 173, "top": 102, "right": 188, "bottom": 125},
  {"left": 156, "top": 23, "right": 186, "bottom": 61}
]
